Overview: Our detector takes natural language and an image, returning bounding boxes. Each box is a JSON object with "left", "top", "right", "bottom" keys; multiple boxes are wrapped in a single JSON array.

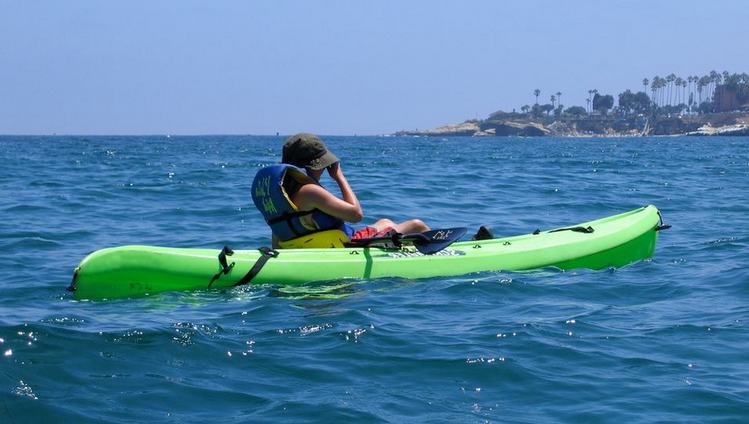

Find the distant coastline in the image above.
[{"left": 396, "top": 71, "right": 749, "bottom": 137}]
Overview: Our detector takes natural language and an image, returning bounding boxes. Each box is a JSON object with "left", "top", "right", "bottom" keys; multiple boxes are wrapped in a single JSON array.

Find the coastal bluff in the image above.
[
  {"left": 396, "top": 120, "right": 551, "bottom": 137},
  {"left": 395, "top": 112, "right": 749, "bottom": 137}
]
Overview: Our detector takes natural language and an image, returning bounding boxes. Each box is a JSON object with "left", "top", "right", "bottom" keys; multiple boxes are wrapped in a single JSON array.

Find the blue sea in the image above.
[{"left": 1, "top": 135, "right": 747, "bottom": 423}]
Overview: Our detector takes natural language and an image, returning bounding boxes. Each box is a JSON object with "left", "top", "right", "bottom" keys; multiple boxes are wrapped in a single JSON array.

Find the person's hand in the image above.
[{"left": 327, "top": 162, "right": 342, "bottom": 179}]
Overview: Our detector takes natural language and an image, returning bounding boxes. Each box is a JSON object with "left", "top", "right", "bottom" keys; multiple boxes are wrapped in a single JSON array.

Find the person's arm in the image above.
[
  {"left": 327, "top": 163, "right": 362, "bottom": 219},
  {"left": 295, "top": 164, "right": 363, "bottom": 222}
]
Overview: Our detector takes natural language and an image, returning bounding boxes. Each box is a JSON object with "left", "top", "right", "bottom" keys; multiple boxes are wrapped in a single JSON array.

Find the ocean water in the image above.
[{"left": 0, "top": 135, "right": 747, "bottom": 423}]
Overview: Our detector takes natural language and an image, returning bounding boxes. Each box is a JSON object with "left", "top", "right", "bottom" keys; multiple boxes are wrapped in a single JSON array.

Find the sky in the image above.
[{"left": 1, "top": 0, "right": 748, "bottom": 135}]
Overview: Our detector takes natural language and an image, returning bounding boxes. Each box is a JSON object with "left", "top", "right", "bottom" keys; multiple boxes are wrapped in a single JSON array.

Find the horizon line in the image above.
[{"left": 0, "top": 132, "right": 386, "bottom": 137}]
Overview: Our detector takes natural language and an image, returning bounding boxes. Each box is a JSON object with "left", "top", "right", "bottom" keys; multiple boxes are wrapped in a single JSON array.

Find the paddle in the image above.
[{"left": 345, "top": 227, "right": 468, "bottom": 255}]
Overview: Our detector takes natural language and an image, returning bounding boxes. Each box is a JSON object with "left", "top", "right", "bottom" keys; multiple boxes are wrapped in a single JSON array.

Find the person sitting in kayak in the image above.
[{"left": 251, "top": 133, "right": 430, "bottom": 248}]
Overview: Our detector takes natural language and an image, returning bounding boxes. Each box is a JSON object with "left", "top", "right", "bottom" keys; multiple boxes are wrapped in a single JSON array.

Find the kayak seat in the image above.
[{"left": 277, "top": 229, "right": 351, "bottom": 249}]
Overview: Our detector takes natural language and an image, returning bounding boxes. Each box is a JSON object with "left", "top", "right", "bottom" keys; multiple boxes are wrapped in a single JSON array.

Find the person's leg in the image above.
[
  {"left": 369, "top": 218, "right": 396, "bottom": 232},
  {"left": 348, "top": 219, "right": 395, "bottom": 241},
  {"left": 369, "top": 218, "right": 430, "bottom": 234},
  {"left": 391, "top": 219, "right": 430, "bottom": 233}
]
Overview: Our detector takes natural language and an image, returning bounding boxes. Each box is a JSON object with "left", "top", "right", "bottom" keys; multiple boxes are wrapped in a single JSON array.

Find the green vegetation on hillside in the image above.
[
  {"left": 510, "top": 71, "right": 749, "bottom": 122},
  {"left": 397, "top": 71, "right": 749, "bottom": 136}
]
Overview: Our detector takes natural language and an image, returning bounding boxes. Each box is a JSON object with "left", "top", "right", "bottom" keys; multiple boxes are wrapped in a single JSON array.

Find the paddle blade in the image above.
[{"left": 411, "top": 227, "right": 467, "bottom": 254}]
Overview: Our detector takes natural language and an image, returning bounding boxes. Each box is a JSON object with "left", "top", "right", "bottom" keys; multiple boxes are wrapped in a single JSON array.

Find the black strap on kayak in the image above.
[
  {"left": 208, "top": 246, "right": 236, "bottom": 287},
  {"left": 234, "top": 247, "right": 279, "bottom": 287},
  {"left": 208, "top": 246, "right": 279, "bottom": 287},
  {"left": 654, "top": 210, "right": 672, "bottom": 232},
  {"left": 549, "top": 226, "right": 594, "bottom": 234},
  {"left": 534, "top": 226, "right": 594, "bottom": 235},
  {"left": 67, "top": 267, "right": 80, "bottom": 292}
]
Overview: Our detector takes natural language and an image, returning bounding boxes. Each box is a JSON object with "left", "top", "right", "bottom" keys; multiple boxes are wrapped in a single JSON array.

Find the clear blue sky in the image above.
[{"left": 1, "top": 0, "right": 747, "bottom": 135}]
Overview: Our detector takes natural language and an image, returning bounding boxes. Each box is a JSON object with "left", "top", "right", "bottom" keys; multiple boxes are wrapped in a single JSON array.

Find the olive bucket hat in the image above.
[{"left": 281, "top": 133, "right": 339, "bottom": 170}]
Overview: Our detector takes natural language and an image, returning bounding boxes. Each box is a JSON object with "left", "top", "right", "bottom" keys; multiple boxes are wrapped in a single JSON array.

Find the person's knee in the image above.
[
  {"left": 408, "top": 219, "right": 429, "bottom": 232},
  {"left": 378, "top": 218, "right": 395, "bottom": 227},
  {"left": 372, "top": 218, "right": 395, "bottom": 232}
]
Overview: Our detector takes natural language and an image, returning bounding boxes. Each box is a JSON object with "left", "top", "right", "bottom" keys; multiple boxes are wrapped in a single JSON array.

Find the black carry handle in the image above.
[
  {"left": 655, "top": 210, "right": 672, "bottom": 231},
  {"left": 208, "top": 246, "right": 279, "bottom": 287},
  {"left": 208, "top": 246, "right": 236, "bottom": 287}
]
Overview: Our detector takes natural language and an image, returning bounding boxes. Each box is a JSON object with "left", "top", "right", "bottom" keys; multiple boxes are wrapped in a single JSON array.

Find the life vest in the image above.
[{"left": 251, "top": 164, "right": 353, "bottom": 241}]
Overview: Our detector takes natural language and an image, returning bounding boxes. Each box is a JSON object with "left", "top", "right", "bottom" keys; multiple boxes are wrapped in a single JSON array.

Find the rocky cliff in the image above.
[{"left": 395, "top": 112, "right": 749, "bottom": 137}]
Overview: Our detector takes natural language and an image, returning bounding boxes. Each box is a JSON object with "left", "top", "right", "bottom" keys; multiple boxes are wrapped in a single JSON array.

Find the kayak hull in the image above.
[{"left": 71, "top": 205, "right": 663, "bottom": 300}]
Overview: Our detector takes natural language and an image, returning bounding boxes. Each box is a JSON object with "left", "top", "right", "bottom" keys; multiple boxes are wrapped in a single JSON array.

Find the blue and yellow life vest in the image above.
[{"left": 251, "top": 164, "right": 353, "bottom": 243}]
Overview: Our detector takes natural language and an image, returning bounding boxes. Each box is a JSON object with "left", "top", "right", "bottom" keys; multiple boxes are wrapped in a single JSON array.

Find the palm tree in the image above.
[
  {"left": 697, "top": 76, "right": 709, "bottom": 106},
  {"left": 666, "top": 74, "right": 676, "bottom": 105},
  {"left": 714, "top": 71, "right": 722, "bottom": 103},
  {"left": 650, "top": 77, "right": 659, "bottom": 107},
  {"left": 587, "top": 90, "right": 593, "bottom": 112},
  {"left": 550, "top": 94, "right": 556, "bottom": 108},
  {"left": 556, "top": 92, "right": 562, "bottom": 108},
  {"left": 591, "top": 89, "right": 598, "bottom": 112},
  {"left": 660, "top": 77, "right": 666, "bottom": 106},
  {"left": 686, "top": 76, "right": 693, "bottom": 109},
  {"left": 584, "top": 89, "right": 598, "bottom": 114},
  {"left": 692, "top": 75, "right": 699, "bottom": 102},
  {"left": 710, "top": 70, "right": 720, "bottom": 101},
  {"left": 534, "top": 89, "right": 541, "bottom": 105},
  {"left": 651, "top": 76, "right": 661, "bottom": 107},
  {"left": 690, "top": 75, "right": 699, "bottom": 111},
  {"left": 655, "top": 77, "right": 667, "bottom": 108},
  {"left": 642, "top": 78, "right": 649, "bottom": 94},
  {"left": 720, "top": 70, "right": 731, "bottom": 105},
  {"left": 683, "top": 79, "right": 688, "bottom": 107},
  {"left": 675, "top": 77, "right": 684, "bottom": 106},
  {"left": 687, "top": 76, "right": 695, "bottom": 112},
  {"left": 693, "top": 75, "right": 701, "bottom": 111}
]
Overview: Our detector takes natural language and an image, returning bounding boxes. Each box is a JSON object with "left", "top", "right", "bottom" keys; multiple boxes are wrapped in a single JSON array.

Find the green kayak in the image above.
[{"left": 70, "top": 205, "right": 666, "bottom": 300}]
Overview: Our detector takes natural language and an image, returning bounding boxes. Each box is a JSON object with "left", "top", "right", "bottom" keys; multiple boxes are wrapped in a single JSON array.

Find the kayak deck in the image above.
[{"left": 71, "top": 205, "right": 663, "bottom": 300}]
